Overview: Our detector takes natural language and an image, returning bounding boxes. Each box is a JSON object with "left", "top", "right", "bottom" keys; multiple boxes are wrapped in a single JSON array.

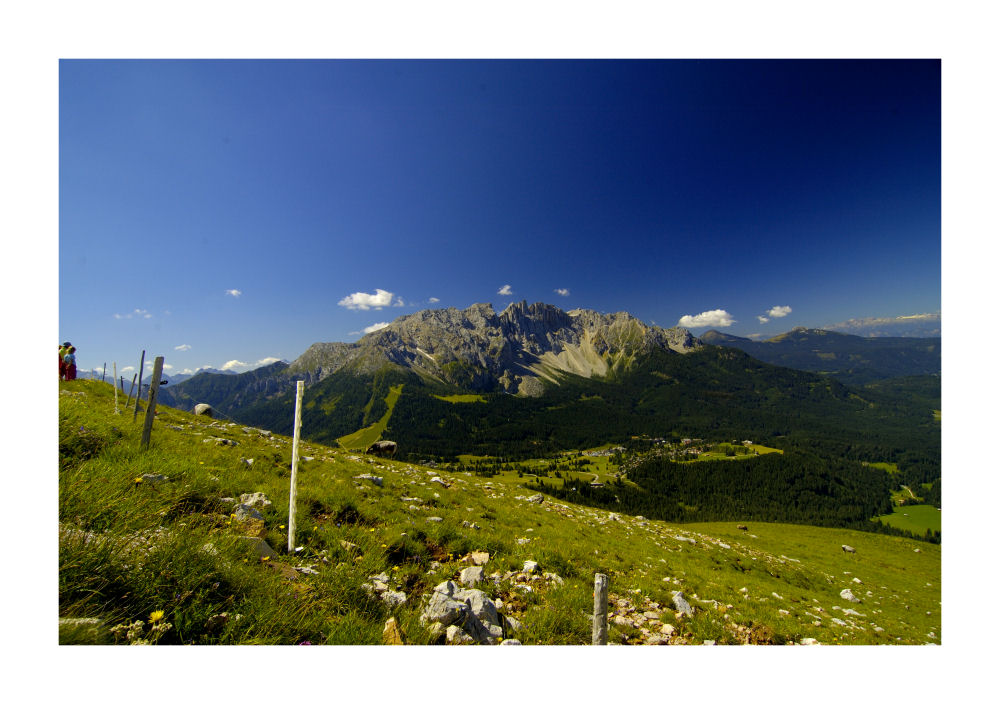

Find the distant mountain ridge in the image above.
[{"left": 699, "top": 327, "right": 940, "bottom": 384}]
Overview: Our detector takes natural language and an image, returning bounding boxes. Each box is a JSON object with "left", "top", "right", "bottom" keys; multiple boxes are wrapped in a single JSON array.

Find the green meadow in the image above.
[{"left": 59, "top": 379, "right": 940, "bottom": 645}]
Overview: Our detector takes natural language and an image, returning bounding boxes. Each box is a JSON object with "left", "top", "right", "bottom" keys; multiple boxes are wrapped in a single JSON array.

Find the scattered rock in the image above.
[
  {"left": 446, "top": 625, "right": 475, "bottom": 645},
  {"left": 239, "top": 492, "right": 272, "bottom": 510},
  {"left": 840, "top": 589, "right": 861, "bottom": 603},
  {"left": 238, "top": 536, "right": 279, "bottom": 560},
  {"left": 523, "top": 560, "right": 540, "bottom": 573},
  {"left": 430, "top": 477, "right": 451, "bottom": 488},
  {"left": 463, "top": 551, "right": 490, "bottom": 566},
  {"left": 138, "top": 473, "right": 169, "bottom": 485},
  {"left": 499, "top": 639, "right": 522, "bottom": 645},
  {"left": 672, "top": 591, "right": 694, "bottom": 617},
  {"left": 800, "top": 638, "right": 820, "bottom": 646},
  {"left": 526, "top": 494, "right": 544, "bottom": 504},
  {"left": 460, "top": 566, "right": 485, "bottom": 586},
  {"left": 354, "top": 474, "right": 383, "bottom": 487},
  {"left": 232, "top": 504, "right": 264, "bottom": 521}
]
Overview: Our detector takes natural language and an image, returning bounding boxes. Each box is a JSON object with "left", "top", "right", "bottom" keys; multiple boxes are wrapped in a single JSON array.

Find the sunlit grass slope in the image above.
[{"left": 59, "top": 379, "right": 940, "bottom": 645}]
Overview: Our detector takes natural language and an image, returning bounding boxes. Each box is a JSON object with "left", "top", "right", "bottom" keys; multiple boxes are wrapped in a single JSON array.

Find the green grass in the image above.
[
  {"left": 337, "top": 384, "right": 403, "bottom": 450},
  {"left": 433, "top": 394, "right": 486, "bottom": 403},
  {"left": 60, "top": 379, "right": 941, "bottom": 646},
  {"left": 865, "top": 461, "right": 899, "bottom": 474},
  {"left": 875, "top": 504, "right": 941, "bottom": 534}
]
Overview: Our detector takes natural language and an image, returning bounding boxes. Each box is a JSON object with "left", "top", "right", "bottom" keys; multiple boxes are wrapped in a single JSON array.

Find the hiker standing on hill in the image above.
[
  {"left": 63, "top": 346, "right": 78, "bottom": 381},
  {"left": 59, "top": 342, "right": 72, "bottom": 380}
]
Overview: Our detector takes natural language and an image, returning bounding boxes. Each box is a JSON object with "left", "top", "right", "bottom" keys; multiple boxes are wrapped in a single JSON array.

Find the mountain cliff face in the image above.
[{"left": 288, "top": 301, "right": 701, "bottom": 396}]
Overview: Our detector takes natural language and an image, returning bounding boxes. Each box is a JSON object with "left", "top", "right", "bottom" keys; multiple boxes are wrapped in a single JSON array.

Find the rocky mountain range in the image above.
[{"left": 289, "top": 300, "right": 702, "bottom": 396}]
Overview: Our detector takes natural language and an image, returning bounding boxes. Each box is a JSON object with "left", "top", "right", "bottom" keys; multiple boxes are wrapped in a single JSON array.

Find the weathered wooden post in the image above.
[
  {"left": 140, "top": 356, "right": 164, "bottom": 449},
  {"left": 102, "top": 363, "right": 107, "bottom": 382},
  {"left": 125, "top": 373, "right": 138, "bottom": 409},
  {"left": 113, "top": 362, "right": 119, "bottom": 414},
  {"left": 132, "top": 350, "right": 145, "bottom": 421},
  {"left": 287, "top": 380, "right": 305, "bottom": 554},
  {"left": 592, "top": 572, "right": 609, "bottom": 645}
]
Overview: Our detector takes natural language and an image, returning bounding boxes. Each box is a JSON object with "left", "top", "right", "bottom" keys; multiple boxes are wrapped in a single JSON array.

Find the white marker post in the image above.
[
  {"left": 592, "top": 573, "right": 609, "bottom": 645},
  {"left": 287, "top": 380, "right": 305, "bottom": 554}
]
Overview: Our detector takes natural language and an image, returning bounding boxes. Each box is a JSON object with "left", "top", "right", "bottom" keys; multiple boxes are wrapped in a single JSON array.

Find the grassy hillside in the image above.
[{"left": 60, "top": 379, "right": 940, "bottom": 645}]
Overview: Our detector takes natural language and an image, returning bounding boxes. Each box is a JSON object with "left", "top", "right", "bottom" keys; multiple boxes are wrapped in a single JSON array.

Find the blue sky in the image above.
[{"left": 59, "top": 59, "right": 940, "bottom": 376}]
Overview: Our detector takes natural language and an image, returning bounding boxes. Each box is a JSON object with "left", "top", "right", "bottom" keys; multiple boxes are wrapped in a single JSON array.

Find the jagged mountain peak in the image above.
[{"left": 288, "top": 300, "right": 703, "bottom": 396}]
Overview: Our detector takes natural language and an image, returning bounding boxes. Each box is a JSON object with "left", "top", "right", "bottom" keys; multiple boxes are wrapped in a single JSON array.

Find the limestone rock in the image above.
[
  {"left": 446, "top": 625, "right": 475, "bottom": 645},
  {"left": 239, "top": 492, "right": 272, "bottom": 510},
  {"left": 840, "top": 589, "right": 861, "bottom": 603},
  {"left": 523, "top": 560, "right": 540, "bottom": 573},
  {"left": 672, "top": 591, "right": 694, "bottom": 617},
  {"left": 354, "top": 474, "right": 383, "bottom": 487},
  {"left": 499, "top": 639, "right": 522, "bottom": 645},
  {"left": 460, "top": 565, "right": 485, "bottom": 587},
  {"left": 464, "top": 551, "right": 490, "bottom": 566},
  {"left": 233, "top": 504, "right": 264, "bottom": 521}
]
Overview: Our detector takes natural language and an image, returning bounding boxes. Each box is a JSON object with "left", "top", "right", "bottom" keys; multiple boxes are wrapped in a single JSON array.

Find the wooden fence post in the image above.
[
  {"left": 102, "top": 363, "right": 106, "bottom": 382},
  {"left": 125, "top": 373, "right": 138, "bottom": 409},
  {"left": 113, "top": 362, "right": 119, "bottom": 414},
  {"left": 132, "top": 350, "right": 145, "bottom": 421},
  {"left": 592, "top": 573, "right": 609, "bottom": 645},
  {"left": 140, "top": 356, "right": 164, "bottom": 449},
  {"left": 287, "top": 380, "right": 305, "bottom": 554}
]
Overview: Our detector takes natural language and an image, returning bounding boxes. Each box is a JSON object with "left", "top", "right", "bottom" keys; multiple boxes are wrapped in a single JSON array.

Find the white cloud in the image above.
[
  {"left": 554, "top": 288, "right": 570, "bottom": 297},
  {"left": 338, "top": 288, "right": 395, "bottom": 310},
  {"left": 225, "top": 289, "right": 242, "bottom": 298},
  {"left": 121, "top": 366, "right": 135, "bottom": 373},
  {"left": 162, "top": 364, "right": 174, "bottom": 370},
  {"left": 747, "top": 333, "right": 765, "bottom": 340},
  {"left": 757, "top": 316, "right": 770, "bottom": 324},
  {"left": 429, "top": 297, "right": 440, "bottom": 304},
  {"left": 174, "top": 344, "right": 191, "bottom": 351},
  {"left": 767, "top": 305, "right": 792, "bottom": 318},
  {"left": 220, "top": 357, "right": 282, "bottom": 372},
  {"left": 498, "top": 284, "right": 513, "bottom": 296},
  {"left": 678, "top": 309, "right": 736, "bottom": 328},
  {"left": 363, "top": 322, "right": 390, "bottom": 334},
  {"left": 114, "top": 308, "right": 151, "bottom": 320}
]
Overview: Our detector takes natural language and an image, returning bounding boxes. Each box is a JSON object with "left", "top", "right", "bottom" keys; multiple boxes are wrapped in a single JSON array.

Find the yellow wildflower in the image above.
[
  {"left": 261, "top": 556, "right": 270, "bottom": 561},
  {"left": 134, "top": 477, "right": 143, "bottom": 484},
  {"left": 149, "top": 610, "right": 165, "bottom": 623}
]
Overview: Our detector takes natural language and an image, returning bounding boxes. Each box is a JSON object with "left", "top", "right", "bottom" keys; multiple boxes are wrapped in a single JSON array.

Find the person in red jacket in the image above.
[
  {"left": 64, "top": 346, "right": 78, "bottom": 381},
  {"left": 59, "top": 342, "right": 71, "bottom": 380}
]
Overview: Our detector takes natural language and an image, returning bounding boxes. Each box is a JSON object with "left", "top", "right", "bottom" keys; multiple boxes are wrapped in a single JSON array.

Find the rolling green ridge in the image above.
[{"left": 700, "top": 328, "right": 940, "bottom": 384}]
